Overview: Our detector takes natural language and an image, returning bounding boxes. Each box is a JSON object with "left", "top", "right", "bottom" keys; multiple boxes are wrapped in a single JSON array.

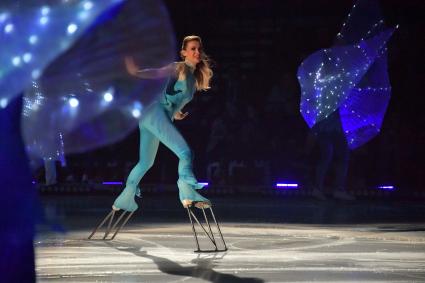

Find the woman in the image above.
[{"left": 114, "top": 35, "right": 213, "bottom": 212}]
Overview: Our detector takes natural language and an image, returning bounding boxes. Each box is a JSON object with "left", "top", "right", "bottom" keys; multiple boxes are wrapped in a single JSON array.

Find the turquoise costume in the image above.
[{"left": 113, "top": 65, "right": 209, "bottom": 212}]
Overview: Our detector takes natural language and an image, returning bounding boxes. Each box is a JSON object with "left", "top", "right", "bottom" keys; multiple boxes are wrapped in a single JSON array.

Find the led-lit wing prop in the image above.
[
  {"left": 20, "top": 0, "right": 175, "bottom": 160},
  {"left": 298, "top": 0, "right": 396, "bottom": 149},
  {"left": 0, "top": 0, "right": 123, "bottom": 104}
]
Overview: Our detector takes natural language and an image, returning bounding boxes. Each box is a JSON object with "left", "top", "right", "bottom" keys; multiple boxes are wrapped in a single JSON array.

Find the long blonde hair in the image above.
[{"left": 177, "top": 35, "right": 213, "bottom": 91}]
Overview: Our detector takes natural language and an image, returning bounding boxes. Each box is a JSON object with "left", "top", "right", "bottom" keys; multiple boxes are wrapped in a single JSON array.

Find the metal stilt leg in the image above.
[
  {"left": 202, "top": 208, "right": 217, "bottom": 247},
  {"left": 88, "top": 210, "right": 114, "bottom": 240},
  {"left": 88, "top": 209, "right": 135, "bottom": 240},
  {"left": 185, "top": 203, "right": 227, "bottom": 253},
  {"left": 187, "top": 207, "right": 201, "bottom": 252},
  {"left": 209, "top": 207, "right": 227, "bottom": 251},
  {"left": 110, "top": 211, "right": 134, "bottom": 240}
]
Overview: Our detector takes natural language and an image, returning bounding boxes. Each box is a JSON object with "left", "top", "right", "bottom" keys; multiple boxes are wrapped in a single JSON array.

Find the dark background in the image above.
[{"left": 39, "top": 0, "right": 425, "bottom": 193}]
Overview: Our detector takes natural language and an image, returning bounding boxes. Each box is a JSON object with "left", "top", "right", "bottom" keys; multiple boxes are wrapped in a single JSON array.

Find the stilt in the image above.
[
  {"left": 185, "top": 203, "right": 227, "bottom": 252},
  {"left": 88, "top": 208, "right": 134, "bottom": 241}
]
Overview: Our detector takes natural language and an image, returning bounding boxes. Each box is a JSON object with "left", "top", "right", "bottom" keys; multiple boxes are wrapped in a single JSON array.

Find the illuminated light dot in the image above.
[
  {"left": 32, "top": 69, "right": 41, "bottom": 79},
  {"left": 0, "top": 98, "right": 8, "bottom": 108},
  {"left": 4, "top": 23, "right": 13, "bottom": 33},
  {"left": 0, "top": 13, "right": 8, "bottom": 23},
  {"left": 69, "top": 98, "right": 79, "bottom": 108},
  {"left": 29, "top": 35, "right": 38, "bottom": 44},
  {"left": 132, "top": 109, "right": 141, "bottom": 118},
  {"left": 41, "top": 6, "right": 50, "bottom": 15},
  {"left": 67, "top": 23, "right": 78, "bottom": 34},
  {"left": 12, "top": 56, "right": 21, "bottom": 66},
  {"left": 83, "top": 1, "right": 94, "bottom": 10},
  {"left": 23, "top": 53, "right": 32, "bottom": 63},
  {"left": 78, "top": 11, "right": 89, "bottom": 20},
  {"left": 40, "top": 16, "right": 49, "bottom": 25},
  {"left": 103, "top": 92, "right": 113, "bottom": 102}
]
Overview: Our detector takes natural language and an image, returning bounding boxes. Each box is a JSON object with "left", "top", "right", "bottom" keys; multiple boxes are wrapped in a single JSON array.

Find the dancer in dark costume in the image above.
[{"left": 298, "top": 0, "right": 396, "bottom": 200}]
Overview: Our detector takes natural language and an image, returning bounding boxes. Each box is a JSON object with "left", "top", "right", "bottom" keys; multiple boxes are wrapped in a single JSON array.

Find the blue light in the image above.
[
  {"left": 199, "top": 182, "right": 209, "bottom": 186},
  {"left": 377, "top": 185, "right": 395, "bottom": 190},
  {"left": 276, "top": 183, "right": 298, "bottom": 189},
  {"left": 103, "top": 181, "right": 123, "bottom": 185},
  {"left": 69, "top": 97, "right": 79, "bottom": 107},
  {"left": 67, "top": 23, "right": 78, "bottom": 34}
]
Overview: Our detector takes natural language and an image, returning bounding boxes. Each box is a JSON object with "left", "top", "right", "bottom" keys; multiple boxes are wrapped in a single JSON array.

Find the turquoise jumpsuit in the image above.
[{"left": 113, "top": 65, "right": 209, "bottom": 212}]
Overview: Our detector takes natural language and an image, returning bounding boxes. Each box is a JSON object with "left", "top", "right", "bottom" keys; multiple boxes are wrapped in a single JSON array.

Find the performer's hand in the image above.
[
  {"left": 174, "top": 111, "right": 189, "bottom": 120},
  {"left": 124, "top": 56, "right": 139, "bottom": 76}
]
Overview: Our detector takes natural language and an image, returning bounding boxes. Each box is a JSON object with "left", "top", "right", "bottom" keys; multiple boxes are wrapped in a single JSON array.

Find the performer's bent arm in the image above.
[{"left": 125, "top": 56, "right": 175, "bottom": 79}]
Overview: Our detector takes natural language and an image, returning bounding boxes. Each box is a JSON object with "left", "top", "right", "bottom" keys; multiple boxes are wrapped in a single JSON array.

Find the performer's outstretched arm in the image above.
[{"left": 125, "top": 56, "right": 175, "bottom": 79}]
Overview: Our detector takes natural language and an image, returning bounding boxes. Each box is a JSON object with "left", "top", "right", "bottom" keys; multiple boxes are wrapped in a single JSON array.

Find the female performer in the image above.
[{"left": 114, "top": 35, "right": 213, "bottom": 212}]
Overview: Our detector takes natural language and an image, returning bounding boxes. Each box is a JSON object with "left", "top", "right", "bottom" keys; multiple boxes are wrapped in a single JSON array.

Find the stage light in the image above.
[
  {"left": 103, "top": 181, "right": 123, "bottom": 185},
  {"left": 276, "top": 183, "right": 298, "bottom": 189},
  {"left": 377, "top": 185, "right": 395, "bottom": 190}
]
